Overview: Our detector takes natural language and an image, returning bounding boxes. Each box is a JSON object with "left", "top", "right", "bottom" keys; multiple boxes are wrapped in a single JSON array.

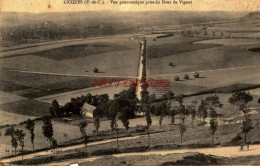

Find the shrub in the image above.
[
  {"left": 174, "top": 76, "right": 180, "bottom": 81},
  {"left": 183, "top": 74, "right": 189, "bottom": 80},
  {"left": 93, "top": 67, "right": 99, "bottom": 73},
  {"left": 193, "top": 72, "right": 199, "bottom": 78},
  {"left": 197, "top": 121, "right": 206, "bottom": 126}
]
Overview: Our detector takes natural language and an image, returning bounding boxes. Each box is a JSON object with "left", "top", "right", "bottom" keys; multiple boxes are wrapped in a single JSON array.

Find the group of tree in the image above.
[
  {"left": 4, "top": 126, "right": 26, "bottom": 162},
  {"left": 49, "top": 93, "right": 110, "bottom": 117}
]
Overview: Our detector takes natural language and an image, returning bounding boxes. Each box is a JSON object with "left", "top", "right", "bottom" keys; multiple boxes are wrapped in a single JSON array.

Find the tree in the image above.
[
  {"left": 229, "top": 92, "right": 253, "bottom": 144},
  {"left": 42, "top": 116, "right": 54, "bottom": 148},
  {"left": 204, "top": 95, "right": 223, "bottom": 145},
  {"left": 183, "top": 74, "right": 189, "bottom": 80},
  {"left": 51, "top": 138, "right": 58, "bottom": 155},
  {"left": 161, "top": 91, "right": 175, "bottom": 100},
  {"left": 5, "top": 126, "right": 18, "bottom": 155},
  {"left": 178, "top": 123, "right": 186, "bottom": 146},
  {"left": 241, "top": 114, "right": 253, "bottom": 145},
  {"left": 187, "top": 101, "right": 197, "bottom": 127},
  {"left": 141, "top": 93, "right": 153, "bottom": 149},
  {"left": 93, "top": 67, "right": 99, "bottom": 73},
  {"left": 93, "top": 116, "right": 100, "bottom": 139},
  {"left": 25, "top": 119, "right": 35, "bottom": 151},
  {"left": 169, "top": 108, "right": 177, "bottom": 125},
  {"left": 15, "top": 129, "right": 26, "bottom": 162},
  {"left": 49, "top": 100, "right": 60, "bottom": 117},
  {"left": 197, "top": 100, "right": 208, "bottom": 122},
  {"left": 229, "top": 92, "right": 253, "bottom": 115},
  {"left": 78, "top": 120, "right": 89, "bottom": 149},
  {"left": 169, "top": 61, "right": 173, "bottom": 67},
  {"left": 258, "top": 97, "right": 260, "bottom": 104},
  {"left": 193, "top": 72, "right": 199, "bottom": 78},
  {"left": 174, "top": 76, "right": 180, "bottom": 81}
]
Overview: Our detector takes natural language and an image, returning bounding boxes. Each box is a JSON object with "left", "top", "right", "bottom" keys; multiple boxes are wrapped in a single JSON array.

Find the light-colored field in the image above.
[
  {"left": 151, "top": 65, "right": 260, "bottom": 89},
  {"left": 0, "top": 91, "right": 26, "bottom": 105},
  {"left": 0, "top": 110, "right": 36, "bottom": 126},
  {"left": 207, "top": 21, "right": 260, "bottom": 32},
  {"left": 194, "top": 38, "right": 260, "bottom": 46}
]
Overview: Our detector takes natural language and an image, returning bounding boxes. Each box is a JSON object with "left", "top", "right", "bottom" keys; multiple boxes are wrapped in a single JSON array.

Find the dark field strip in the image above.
[
  {"left": 0, "top": 99, "right": 50, "bottom": 117},
  {"left": 0, "top": 79, "right": 30, "bottom": 92},
  {"left": 2, "top": 42, "right": 130, "bottom": 61},
  {"left": 147, "top": 42, "right": 220, "bottom": 58},
  {"left": 0, "top": 68, "right": 126, "bottom": 98}
]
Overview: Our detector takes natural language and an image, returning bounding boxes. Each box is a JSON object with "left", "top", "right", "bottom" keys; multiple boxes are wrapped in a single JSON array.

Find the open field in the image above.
[
  {"left": 0, "top": 110, "right": 36, "bottom": 126},
  {"left": 0, "top": 91, "right": 26, "bottom": 105},
  {"left": 147, "top": 37, "right": 260, "bottom": 76},
  {"left": 0, "top": 34, "right": 140, "bottom": 77}
]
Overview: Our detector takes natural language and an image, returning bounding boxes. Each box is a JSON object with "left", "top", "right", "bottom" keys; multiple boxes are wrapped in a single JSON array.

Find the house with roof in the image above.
[{"left": 80, "top": 103, "right": 96, "bottom": 118}]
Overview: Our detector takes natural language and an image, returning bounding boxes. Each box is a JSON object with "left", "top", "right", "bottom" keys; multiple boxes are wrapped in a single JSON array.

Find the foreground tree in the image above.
[
  {"left": 141, "top": 93, "right": 153, "bottom": 149},
  {"left": 5, "top": 126, "right": 17, "bottom": 155},
  {"left": 78, "top": 120, "right": 89, "bottom": 150},
  {"left": 93, "top": 116, "right": 100, "bottom": 139},
  {"left": 241, "top": 114, "right": 253, "bottom": 145},
  {"left": 204, "top": 95, "right": 223, "bottom": 145},
  {"left": 51, "top": 138, "right": 58, "bottom": 155},
  {"left": 178, "top": 123, "right": 186, "bottom": 146},
  {"left": 229, "top": 92, "right": 253, "bottom": 144},
  {"left": 42, "top": 116, "right": 54, "bottom": 148},
  {"left": 197, "top": 100, "right": 208, "bottom": 122},
  {"left": 15, "top": 129, "right": 26, "bottom": 163},
  {"left": 25, "top": 119, "right": 35, "bottom": 151}
]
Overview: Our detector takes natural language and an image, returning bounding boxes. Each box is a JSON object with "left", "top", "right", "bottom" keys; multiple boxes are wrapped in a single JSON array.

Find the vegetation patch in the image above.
[
  {"left": 249, "top": 47, "right": 260, "bottom": 53},
  {"left": 162, "top": 153, "right": 220, "bottom": 165},
  {"left": 0, "top": 100, "right": 50, "bottom": 117}
]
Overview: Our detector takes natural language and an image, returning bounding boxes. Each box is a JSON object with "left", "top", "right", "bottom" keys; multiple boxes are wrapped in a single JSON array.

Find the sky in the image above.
[{"left": 0, "top": 0, "right": 259, "bottom": 13}]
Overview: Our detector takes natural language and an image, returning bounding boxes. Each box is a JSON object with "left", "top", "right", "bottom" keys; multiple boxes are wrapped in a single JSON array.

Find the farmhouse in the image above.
[{"left": 80, "top": 103, "right": 96, "bottom": 118}]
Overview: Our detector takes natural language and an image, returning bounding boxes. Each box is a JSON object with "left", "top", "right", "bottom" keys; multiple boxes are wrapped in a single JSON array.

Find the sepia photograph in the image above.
[{"left": 0, "top": 0, "right": 260, "bottom": 165}]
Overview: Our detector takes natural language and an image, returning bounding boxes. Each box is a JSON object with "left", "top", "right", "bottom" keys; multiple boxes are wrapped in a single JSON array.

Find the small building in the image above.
[{"left": 80, "top": 103, "right": 96, "bottom": 118}]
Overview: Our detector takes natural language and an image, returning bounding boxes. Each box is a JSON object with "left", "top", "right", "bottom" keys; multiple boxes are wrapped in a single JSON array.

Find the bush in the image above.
[
  {"left": 93, "top": 67, "right": 99, "bottom": 73},
  {"left": 197, "top": 121, "right": 206, "bottom": 126},
  {"left": 172, "top": 153, "right": 219, "bottom": 165},
  {"left": 174, "top": 76, "right": 180, "bottom": 81},
  {"left": 193, "top": 72, "right": 199, "bottom": 78},
  {"left": 183, "top": 74, "right": 189, "bottom": 80}
]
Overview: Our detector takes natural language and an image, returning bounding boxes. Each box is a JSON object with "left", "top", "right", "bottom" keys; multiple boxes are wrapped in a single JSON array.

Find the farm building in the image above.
[{"left": 80, "top": 103, "right": 96, "bottom": 118}]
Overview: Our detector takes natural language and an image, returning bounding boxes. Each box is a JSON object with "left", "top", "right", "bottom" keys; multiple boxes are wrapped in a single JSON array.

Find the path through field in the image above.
[{"left": 0, "top": 136, "right": 140, "bottom": 164}]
